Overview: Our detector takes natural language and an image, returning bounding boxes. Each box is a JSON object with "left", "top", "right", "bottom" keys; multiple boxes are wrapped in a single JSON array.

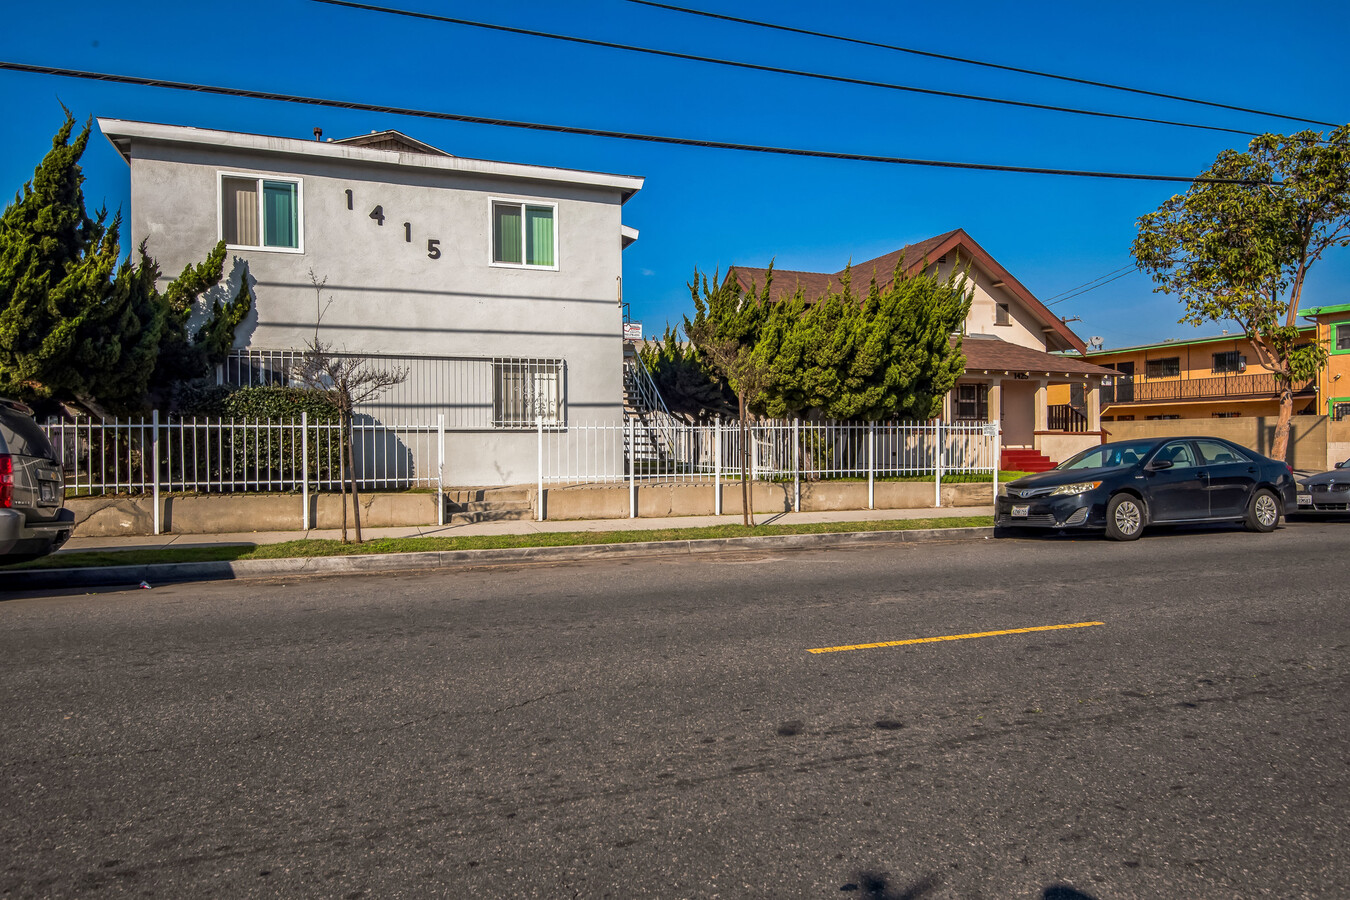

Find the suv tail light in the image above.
[{"left": 0, "top": 454, "right": 12, "bottom": 508}]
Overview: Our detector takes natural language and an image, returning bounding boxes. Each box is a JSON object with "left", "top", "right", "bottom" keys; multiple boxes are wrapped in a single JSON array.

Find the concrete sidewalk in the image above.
[{"left": 57, "top": 505, "right": 994, "bottom": 554}]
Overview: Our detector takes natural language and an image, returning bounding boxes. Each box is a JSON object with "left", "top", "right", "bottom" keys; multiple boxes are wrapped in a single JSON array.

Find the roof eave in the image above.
[{"left": 95, "top": 117, "right": 645, "bottom": 197}]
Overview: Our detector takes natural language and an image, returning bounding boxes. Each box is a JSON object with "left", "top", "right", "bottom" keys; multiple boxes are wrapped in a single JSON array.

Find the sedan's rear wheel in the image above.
[
  {"left": 1105, "top": 494, "right": 1145, "bottom": 541},
  {"left": 1245, "top": 488, "right": 1281, "bottom": 533}
]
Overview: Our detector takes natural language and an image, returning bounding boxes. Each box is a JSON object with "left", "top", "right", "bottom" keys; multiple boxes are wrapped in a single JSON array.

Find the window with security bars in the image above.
[
  {"left": 1145, "top": 357, "right": 1180, "bottom": 378},
  {"left": 1333, "top": 400, "right": 1350, "bottom": 422},
  {"left": 493, "top": 359, "right": 564, "bottom": 427},
  {"left": 954, "top": 383, "right": 988, "bottom": 421},
  {"left": 1212, "top": 350, "right": 1244, "bottom": 373}
]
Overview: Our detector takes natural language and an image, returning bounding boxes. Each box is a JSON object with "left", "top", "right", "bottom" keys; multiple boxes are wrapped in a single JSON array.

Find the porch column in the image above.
[
  {"left": 1034, "top": 380, "right": 1049, "bottom": 432},
  {"left": 1086, "top": 377, "right": 1102, "bottom": 431},
  {"left": 988, "top": 377, "right": 1003, "bottom": 426}
]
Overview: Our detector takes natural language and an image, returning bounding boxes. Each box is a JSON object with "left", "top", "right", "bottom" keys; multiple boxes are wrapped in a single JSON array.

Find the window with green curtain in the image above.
[
  {"left": 493, "top": 204, "right": 523, "bottom": 264},
  {"left": 525, "top": 205, "right": 554, "bottom": 267},
  {"left": 262, "top": 180, "right": 298, "bottom": 248}
]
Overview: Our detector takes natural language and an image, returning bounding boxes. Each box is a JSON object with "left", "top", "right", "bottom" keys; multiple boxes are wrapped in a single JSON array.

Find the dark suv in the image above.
[{"left": 0, "top": 398, "right": 75, "bottom": 565}]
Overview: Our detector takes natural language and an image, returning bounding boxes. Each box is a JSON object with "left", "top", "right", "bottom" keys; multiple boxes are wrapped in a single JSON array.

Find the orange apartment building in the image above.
[
  {"left": 1081, "top": 328, "right": 1319, "bottom": 422},
  {"left": 1307, "top": 302, "right": 1350, "bottom": 422},
  {"left": 1072, "top": 300, "right": 1350, "bottom": 423},
  {"left": 1044, "top": 304, "right": 1350, "bottom": 468}
]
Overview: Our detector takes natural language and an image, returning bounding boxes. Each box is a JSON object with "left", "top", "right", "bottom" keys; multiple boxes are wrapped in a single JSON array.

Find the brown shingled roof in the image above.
[
  {"left": 728, "top": 229, "right": 1087, "bottom": 355},
  {"left": 958, "top": 337, "right": 1115, "bottom": 376}
]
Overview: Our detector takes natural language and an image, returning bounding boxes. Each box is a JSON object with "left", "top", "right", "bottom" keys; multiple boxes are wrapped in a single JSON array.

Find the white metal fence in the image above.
[
  {"left": 40, "top": 414, "right": 998, "bottom": 528},
  {"left": 536, "top": 416, "right": 1000, "bottom": 519},
  {"left": 542, "top": 418, "right": 998, "bottom": 483},
  {"left": 42, "top": 413, "right": 449, "bottom": 533}
]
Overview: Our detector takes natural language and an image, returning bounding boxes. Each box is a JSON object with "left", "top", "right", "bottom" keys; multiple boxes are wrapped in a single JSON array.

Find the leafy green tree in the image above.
[
  {"left": 0, "top": 111, "right": 250, "bottom": 413},
  {"left": 760, "top": 263, "right": 970, "bottom": 422},
  {"left": 1133, "top": 125, "right": 1350, "bottom": 461},
  {"left": 684, "top": 267, "right": 773, "bottom": 525},
  {"left": 637, "top": 325, "right": 736, "bottom": 419}
]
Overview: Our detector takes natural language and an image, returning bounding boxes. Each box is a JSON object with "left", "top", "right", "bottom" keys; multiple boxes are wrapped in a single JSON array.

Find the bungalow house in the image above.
[
  {"left": 98, "top": 118, "right": 643, "bottom": 485},
  {"left": 729, "top": 230, "right": 1114, "bottom": 469}
]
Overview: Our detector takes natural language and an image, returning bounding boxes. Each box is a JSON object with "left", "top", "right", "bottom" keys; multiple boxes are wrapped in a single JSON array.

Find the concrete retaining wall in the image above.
[
  {"left": 1035, "top": 432, "right": 1103, "bottom": 465},
  {"left": 543, "top": 480, "right": 991, "bottom": 520},
  {"left": 1101, "top": 416, "right": 1332, "bottom": 470},
  {"left": 1329, "top": 419, "right": 1350, "bottom": 469},
  {"left": 65, "top": 479, "right": 993, "bottom": 538},
  {"left": 67, "top": 492, "right": 439, "bottom": 537}
]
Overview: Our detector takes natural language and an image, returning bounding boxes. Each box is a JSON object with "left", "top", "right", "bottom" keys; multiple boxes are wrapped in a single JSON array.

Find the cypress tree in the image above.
[{"left": 0, "top": 111, "right": 249, "bottom": 412}]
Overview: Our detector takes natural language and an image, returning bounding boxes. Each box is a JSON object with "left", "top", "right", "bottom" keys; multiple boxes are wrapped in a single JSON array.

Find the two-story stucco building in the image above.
[
  {"left": 730, "top": 229, "right": 1115, "bottom": 469},
  {"left": 99, "top": 118, "right": 642, "bottom": 485}
]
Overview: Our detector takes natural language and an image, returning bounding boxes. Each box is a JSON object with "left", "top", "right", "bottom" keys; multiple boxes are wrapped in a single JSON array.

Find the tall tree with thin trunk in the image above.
[
  {"left": 684, "top": 267, "right": 771, "bottom": 526},
  {"left": 1133, "top": 125, "right": 1350, "bottom": 461},
  {"left": 292, "top": 272, "right": 407, "bottom": 543}
]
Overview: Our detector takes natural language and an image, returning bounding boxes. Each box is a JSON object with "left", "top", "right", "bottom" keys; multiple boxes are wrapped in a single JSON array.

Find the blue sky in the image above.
[{"left": 2, "top": 0, "right": 1347, "bottom": 349}]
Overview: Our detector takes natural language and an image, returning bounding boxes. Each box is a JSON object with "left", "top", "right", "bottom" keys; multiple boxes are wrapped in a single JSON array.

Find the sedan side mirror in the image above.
[
  {"left": 1146, "top": 458, "right": 1174, "bottom": 471},
  {"left": 1336, "top": 461, "right": 1347, "bottom": 469}
]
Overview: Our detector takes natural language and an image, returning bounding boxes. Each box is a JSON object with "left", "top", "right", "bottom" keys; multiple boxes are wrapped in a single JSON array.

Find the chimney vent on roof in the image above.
[{"left": 313, "top": 127, "right": 323, "bottom": 141}]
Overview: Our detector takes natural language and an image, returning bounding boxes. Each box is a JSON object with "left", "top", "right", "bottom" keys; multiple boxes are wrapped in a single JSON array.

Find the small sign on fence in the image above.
[{"left": 983, "top": 423, "right": 999, "bottom": 438}]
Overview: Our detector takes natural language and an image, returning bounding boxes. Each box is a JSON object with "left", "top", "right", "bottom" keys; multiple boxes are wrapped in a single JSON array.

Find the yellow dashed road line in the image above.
[{"left": 807, "top": 621, "right": 1104, "bottom": 654}]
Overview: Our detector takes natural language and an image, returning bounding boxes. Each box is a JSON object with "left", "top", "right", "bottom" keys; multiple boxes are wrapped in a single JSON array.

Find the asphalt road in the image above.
[{"left": 1, "top": 521, "right": 1346, "bottom": 899}]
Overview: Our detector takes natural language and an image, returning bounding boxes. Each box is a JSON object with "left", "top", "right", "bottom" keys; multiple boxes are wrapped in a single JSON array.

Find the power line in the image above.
[
  {"left": 1042, "top": 263, "right": 1137, "bottom": 303},
  {"left": 1046, "top": 269, "right": 1139, "bottom": 307},
  {"left": 626, "top": 0, "right": 1338, "bottom": 129},
  {"left": 0, "top": 60, "right": 1275, "bottom": 184},
  {"left": 310, "top": 0, "right": 1264, "bottom": 139}
]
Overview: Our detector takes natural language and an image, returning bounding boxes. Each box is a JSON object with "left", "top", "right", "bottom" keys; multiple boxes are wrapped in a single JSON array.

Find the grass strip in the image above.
[{"left": 9, "top": 516, "right": 994, "bottom": 571}]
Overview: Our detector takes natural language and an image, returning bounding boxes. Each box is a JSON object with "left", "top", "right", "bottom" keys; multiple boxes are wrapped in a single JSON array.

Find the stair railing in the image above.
[{"left": 622, "top": 351, "right": 678, "bottom": 468}]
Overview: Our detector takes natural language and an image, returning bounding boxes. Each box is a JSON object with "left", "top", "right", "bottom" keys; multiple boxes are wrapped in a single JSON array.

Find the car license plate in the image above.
[
  {"left": 1011, "top": 504, "right": 1029, "bottom": 518},
  {"left": 1297, "top": 492, "right": 1312, "bottom": 507},
  {"left": 40, "top": 481, "right": 57, "bottom": 503}
]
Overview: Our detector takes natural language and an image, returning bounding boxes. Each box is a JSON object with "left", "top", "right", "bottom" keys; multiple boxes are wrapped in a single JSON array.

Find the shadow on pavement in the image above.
[{"left": 837, "top": 871, "right": 1099, "bottom": 898}]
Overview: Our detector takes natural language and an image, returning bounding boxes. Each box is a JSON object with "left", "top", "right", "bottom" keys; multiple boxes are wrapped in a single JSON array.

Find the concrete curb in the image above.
[{"left": 4, "top": 526, "right": 994, "bottom": 591}]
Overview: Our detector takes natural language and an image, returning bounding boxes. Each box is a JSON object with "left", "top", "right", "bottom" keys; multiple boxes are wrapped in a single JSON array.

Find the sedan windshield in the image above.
[{"left": 1058, "top": 441, "right": 1159, "bottom": 471}]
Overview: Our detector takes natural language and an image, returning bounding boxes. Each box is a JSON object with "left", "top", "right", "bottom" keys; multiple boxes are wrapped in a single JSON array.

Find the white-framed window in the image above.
[
  {"left": 219, "top": 173, "right": 303, "bottom": 252},
  {"left": 493, "top": 358, "right": 564, "bottom": 427},
  {"left": 491, "top": 199, "right": 557, "bottom": 269}
]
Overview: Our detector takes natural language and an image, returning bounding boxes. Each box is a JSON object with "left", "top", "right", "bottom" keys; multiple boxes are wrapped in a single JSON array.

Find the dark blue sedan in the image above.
[{"left": 995, "top": 437, "right": 1297, "bottom": 541}]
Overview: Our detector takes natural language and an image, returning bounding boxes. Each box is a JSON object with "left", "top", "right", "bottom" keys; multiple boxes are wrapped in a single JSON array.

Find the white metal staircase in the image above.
[{"left": 621, "top": 345, "right": 679, "bottom": 471}]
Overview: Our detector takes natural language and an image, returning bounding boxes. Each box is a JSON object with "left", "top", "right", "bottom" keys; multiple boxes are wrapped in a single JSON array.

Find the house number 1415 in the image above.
[{"left": 345, "top": 189, "right": 441, "bottom": 259}]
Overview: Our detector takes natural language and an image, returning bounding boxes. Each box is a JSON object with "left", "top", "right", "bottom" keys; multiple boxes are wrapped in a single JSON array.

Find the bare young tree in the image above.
[{"left": 292, "top": 271, "right": 407, "bottom": 543}]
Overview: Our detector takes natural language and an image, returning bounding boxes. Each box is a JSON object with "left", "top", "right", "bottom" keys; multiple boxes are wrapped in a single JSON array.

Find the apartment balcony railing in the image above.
[{"left": 1104, "top": 372, "right": 1316, "bottom": 405}]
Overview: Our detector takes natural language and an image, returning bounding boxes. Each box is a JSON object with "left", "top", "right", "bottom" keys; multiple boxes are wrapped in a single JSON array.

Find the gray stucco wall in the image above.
[{"left": 123, "top": 137, "right": 634, "bottom": 486}]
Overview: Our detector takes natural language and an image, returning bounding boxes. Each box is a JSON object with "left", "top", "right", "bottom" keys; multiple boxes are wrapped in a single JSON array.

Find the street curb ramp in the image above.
[{"left": 3, "top": 526, "right": 994, "bottom": 591}]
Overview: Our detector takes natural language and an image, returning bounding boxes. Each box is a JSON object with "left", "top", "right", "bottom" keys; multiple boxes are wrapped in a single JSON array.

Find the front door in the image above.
[
  {"left": 1000, "top": 381, "right": 1036, "bottom": 447},
  {"left": 1146, "top": 440, "right": 1208, "bottom": 521}
]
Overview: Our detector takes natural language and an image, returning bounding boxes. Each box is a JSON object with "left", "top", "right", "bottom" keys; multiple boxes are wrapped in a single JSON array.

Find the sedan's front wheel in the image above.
[
  {"left": 1244, "top": 488, "right": 1281, "bottom": 533},
  {"left": 1105, "top": 494, "right": 1146, "bottom": 541}
]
